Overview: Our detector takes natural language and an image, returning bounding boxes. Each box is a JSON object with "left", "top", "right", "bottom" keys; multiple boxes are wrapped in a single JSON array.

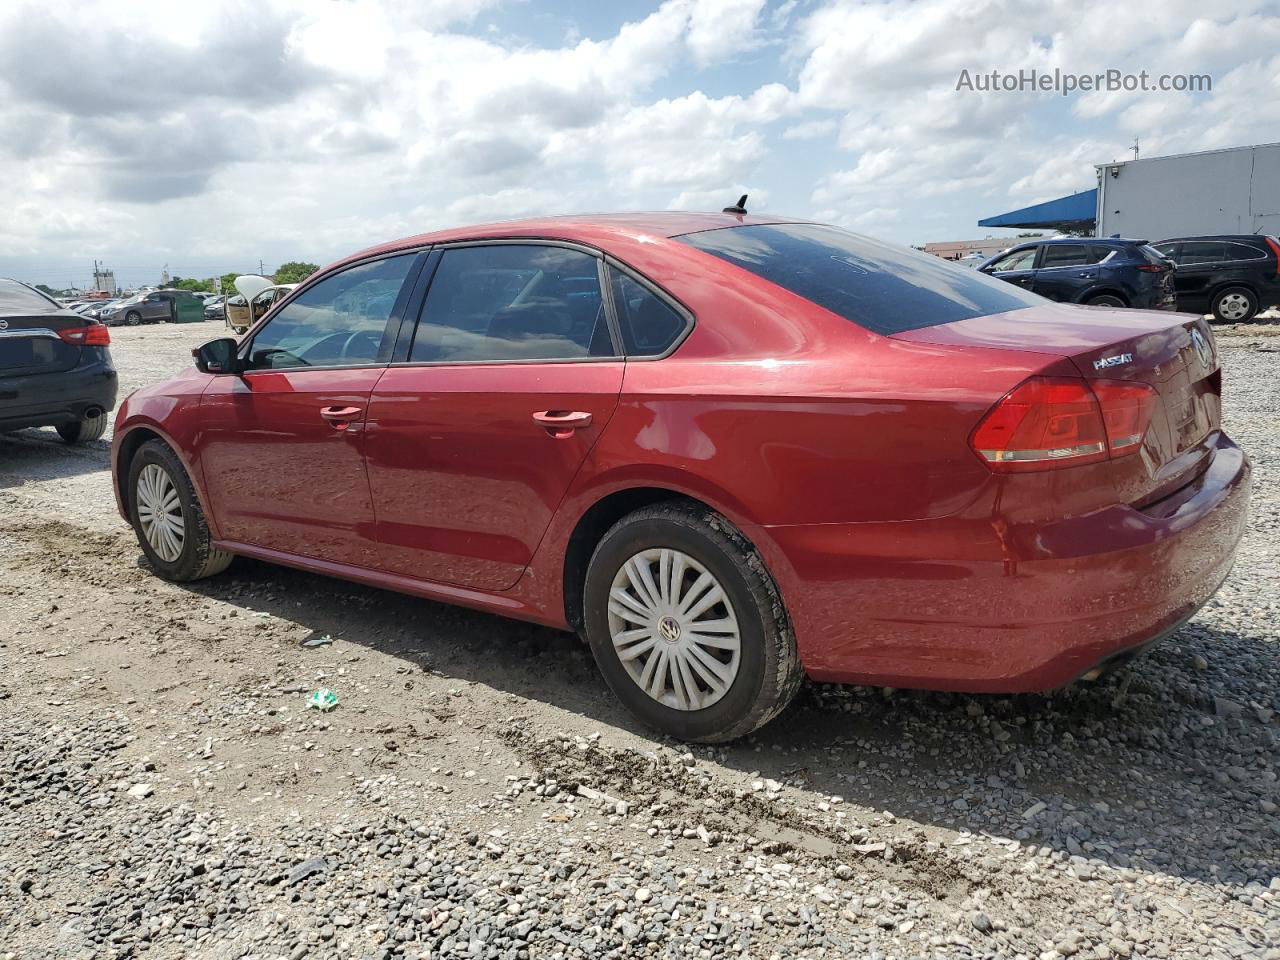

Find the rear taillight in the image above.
[
  {"left": 1266, "top": 236, "right": 1280, "bottom": 274},
  {"left": 1136, "top": 264, "right": 1165, "bottom": 273},
  {"left": 1092, "top": 380, "right": 1158, "bottom": 455},
  {"left": 970, "top": 376, "right": 1157, "bottom": 472},
  {"left": 57, "top": 324, "right": 111, "bottom": 346}
]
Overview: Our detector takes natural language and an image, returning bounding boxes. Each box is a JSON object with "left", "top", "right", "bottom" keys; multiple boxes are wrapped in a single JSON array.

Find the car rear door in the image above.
[
  {"left": 196, "top": 252, "right": 424, "bottom": 567},
  {"left": 1031, "top": 242, "right": 1096, "bottom": 301},
  {"left": 363, "top": 242, "right": 624, "bottom": 591}
]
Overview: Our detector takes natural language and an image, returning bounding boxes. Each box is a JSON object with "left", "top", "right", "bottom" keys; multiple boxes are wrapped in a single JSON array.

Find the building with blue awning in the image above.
[{"left": 977, "top": 189, "right": 1097, "bottom": 232}]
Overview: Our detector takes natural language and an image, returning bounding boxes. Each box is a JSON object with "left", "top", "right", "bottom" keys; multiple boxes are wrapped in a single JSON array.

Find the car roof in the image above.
[
  {"left": 336, "top": 211, "right": 806, "bottom": 267},
  {"left": 1157, "top": 234, "right": 1274, "bottom": 243}
]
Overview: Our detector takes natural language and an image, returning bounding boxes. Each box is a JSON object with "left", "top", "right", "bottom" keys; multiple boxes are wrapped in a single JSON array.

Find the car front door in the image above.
[
  {"left": 196, "top": 252, "right": 424, "bottom": 566},
  {"left": 1031, "top": 242, "right": 1096, "bottom": 302},
  {"left": 363, "top": 243, "right": 624, "bottom": 590},
  {"left": 982, "top": 245, "right": 1039, "bottom": 290},
  {"left": 1166, "top": 241, "right": 1226, "bottom": 309}
]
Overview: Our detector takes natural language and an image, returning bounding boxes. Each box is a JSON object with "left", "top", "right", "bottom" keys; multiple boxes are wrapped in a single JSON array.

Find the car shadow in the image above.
[
  {"left": 0, "top": 428, "right": 112, "bottom": 489},
  {"left": 172, "top": 556, "right": 1277, "bottom": 891}
]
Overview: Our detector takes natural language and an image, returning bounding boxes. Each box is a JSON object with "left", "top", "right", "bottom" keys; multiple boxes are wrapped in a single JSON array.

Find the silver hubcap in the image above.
[
  {"left": 1219, "top": 293, "right": 1250, "bottom": 320},
  {"left": 136, "top": 463, "right": 184, "bottom": 563},
  {"left": 607, "top": 548, "right": 741, "bottom": 711}
]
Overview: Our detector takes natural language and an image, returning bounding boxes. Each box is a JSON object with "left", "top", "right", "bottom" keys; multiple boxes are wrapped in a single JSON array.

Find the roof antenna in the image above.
[{"left": 722, "top": 194, "right": 748, "bottom": 215}]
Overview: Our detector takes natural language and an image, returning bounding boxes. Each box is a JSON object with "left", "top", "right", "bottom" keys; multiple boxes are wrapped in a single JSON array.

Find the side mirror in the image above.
[{"left": 193, "top": 337, "right": 242, "bottom": 375}]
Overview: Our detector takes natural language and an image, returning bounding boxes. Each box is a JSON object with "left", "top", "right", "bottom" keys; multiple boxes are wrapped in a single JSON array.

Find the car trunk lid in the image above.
[
  {"left": 892, "top": 304, "right": 1221, "bottom": 503},
  {"left": 0, "top": 311, "right": 87, "bottom": 377}
]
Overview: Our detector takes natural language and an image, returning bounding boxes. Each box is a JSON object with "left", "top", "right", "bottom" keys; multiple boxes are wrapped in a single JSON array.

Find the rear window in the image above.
[
  {"left": 0, "top": 279, "right": 63, "bottom": 317},
  {"left": 676, "top": 223, "right": 1042, "bottom": 335}
]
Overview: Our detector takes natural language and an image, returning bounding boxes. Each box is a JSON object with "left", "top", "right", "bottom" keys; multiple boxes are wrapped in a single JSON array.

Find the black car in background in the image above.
[
  {"left": 0, "top": 278, "right": 117, "bottom": 443},
  {"left": 979, "top": 237, "right": 1175, "bottom": 310},
  {"left": 1151, "top": 235, "right": 1280, "bottom": 323}
]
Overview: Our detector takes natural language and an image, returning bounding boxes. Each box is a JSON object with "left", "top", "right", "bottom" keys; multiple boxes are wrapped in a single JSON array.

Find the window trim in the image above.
[
  {"left": 238, "top": 248, "right": 429, "bottom": 376},
  {"left": 394, "top": 239, "right": 627, "bottom": 369},
  {"left": 602, "top": 257, "right": 695, "bottom": 361}
]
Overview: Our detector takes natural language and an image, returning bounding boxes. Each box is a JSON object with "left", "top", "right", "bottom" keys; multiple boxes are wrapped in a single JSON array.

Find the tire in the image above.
[
  {"left": 1211, "top": 286, "right": 1258, "bottom": 323},
  {"left": 127, "top": 439, "right": 233, "bottom": 581},
  {"left": 1085, "top": 293, "right": 1126, "bottom": 308},
  {"left": 56, "top": 411, "right": 108, "bottom": 444},
  {"left": 582, "top": 502, "right": 803, "bottom": 743},
  {"left": 125, "top": 311, "right": 142, "bottom": 326}
]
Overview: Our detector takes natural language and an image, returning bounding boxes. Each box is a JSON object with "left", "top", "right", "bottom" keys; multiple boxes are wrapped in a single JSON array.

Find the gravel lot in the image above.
[{"left": 1, "top": 321, "right": 1278, "bottom": 960}]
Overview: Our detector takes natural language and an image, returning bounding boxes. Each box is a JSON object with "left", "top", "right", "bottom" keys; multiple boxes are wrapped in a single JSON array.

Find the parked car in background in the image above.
[
  {"left": 84, "top": 300, "right": 120, "bottom": 321},
  {"left": 203, "top": 296, "right": 226, "bottom": 321},
  {"left": 101, "top": 289, "right": 205, "bottom": 326},
  {"left": 225, "top": 280, "right": 297, "bottom": 334},
  {"left": 111, "top": 213, "right": 1248, "bottom": 742},
  {"left": 1151, "top": 235, "right": 1280, "bottom": 323},
  {"left": 979, "top": 237, "right": 1176, "bottom": 310},
  {"left": 0, "top": 278, "right": 117, "bottom": 443}
]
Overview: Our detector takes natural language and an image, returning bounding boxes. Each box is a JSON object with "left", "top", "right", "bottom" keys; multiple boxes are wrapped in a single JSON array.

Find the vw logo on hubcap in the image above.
[{"left": 658, "top": 616, "right": 682, "bottom": 643}]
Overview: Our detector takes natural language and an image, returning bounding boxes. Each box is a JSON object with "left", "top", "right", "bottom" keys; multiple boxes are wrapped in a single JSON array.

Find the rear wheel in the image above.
[
  {"left": 127, "top": 440, "right": 232, "bottom": 581},
  {"left": 582, "top": 502, "right": 802, "bottom": 743},
  {"left": 56, "top": 411, "right": 108, "bottom": 444},
  {"left": 1212, "top": 286, "right": 1257, "bottom": 323},
  {"left": 1085, "top": 293, "right": 1126, "bottom": 308},
  {"left": 125, "top": 311, "right": 142, "bottom": 326}
]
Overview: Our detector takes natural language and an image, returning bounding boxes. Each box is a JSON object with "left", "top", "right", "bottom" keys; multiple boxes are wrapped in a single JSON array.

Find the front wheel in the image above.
[
  {"left": 127, "top": 440, "right": 233, "bottom": 581},
  {"left": 582, "top": 502, "right": 802, "bottom": 743},
  {"left": 1212, "top": 286, "right": 1258, "bottom": 323}
]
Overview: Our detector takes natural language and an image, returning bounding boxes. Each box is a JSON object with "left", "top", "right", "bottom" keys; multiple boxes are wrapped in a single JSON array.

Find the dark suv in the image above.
[
  {"left": 979, "top": 237, "right": 1175, "bottom": 310},
  {"left": 1151, "top": 235, "right": 1280, "bottom": 323},
  {"left": 0, "top": 278, "right": 118, "bottom": 443}
]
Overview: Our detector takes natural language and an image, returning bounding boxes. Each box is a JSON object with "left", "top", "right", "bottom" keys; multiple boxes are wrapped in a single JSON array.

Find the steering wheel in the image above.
[{"left": 339, "top": 329, "right": 381, "bottom": 361}]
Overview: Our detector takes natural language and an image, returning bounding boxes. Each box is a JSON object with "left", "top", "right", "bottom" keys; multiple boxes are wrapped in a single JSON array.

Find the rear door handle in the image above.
[
  {"left": 320, "top": 405, "right": 362, "bottom": 431},
  {"left": 533, "top": 410, "right": 592, "bottom": 438}
]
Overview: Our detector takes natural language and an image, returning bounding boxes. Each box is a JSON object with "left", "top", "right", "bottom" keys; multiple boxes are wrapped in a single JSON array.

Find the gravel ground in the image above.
[{"left": 1, "top": 321, "right": 1277, "bottom": 960}]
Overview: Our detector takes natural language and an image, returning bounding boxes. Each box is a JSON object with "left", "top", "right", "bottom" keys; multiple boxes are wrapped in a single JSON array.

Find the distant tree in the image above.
[
  {"left": 274, "top": 261, "right": 319, "bottom": 284},
  {"left": 170, "top": 277, "right": 213, "bottom": 292},
  {"left": 1015, "top": 232, "right": 1046, "bottom": 238},
  {"left": 220, "top": 272, "right": 239, "bottom": 293},
  {"left": 35, "top": 283, "right": 58, "bottom": 296}
]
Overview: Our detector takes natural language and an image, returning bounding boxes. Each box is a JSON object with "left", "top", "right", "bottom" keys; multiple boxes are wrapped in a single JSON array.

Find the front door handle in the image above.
[
  {"left": 532, "top": 410, "right": 592, "bottom": 439},
  {"left": 320, "top": 405, "right": 362, "bottom": 431}
]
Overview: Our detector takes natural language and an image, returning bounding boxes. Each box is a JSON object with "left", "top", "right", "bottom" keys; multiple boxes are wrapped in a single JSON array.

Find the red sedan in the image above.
[{"left": 110, "top": 212, "right": 1250, "bottom": 742}]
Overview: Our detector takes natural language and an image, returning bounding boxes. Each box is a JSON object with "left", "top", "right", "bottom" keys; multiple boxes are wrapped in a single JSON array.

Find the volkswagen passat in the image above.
[{"left": 110, "top": 212, "right": 1250, "bottom": 742}]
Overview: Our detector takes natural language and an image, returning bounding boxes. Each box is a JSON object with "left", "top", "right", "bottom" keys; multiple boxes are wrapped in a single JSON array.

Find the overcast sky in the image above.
[{"left": 2, "top": 0, "right": 1278, "bottom": 288}]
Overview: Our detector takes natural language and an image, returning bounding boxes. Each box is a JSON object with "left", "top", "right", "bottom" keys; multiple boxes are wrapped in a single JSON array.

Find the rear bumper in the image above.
[
  {"left": 0, "top": 354, "right": 118, "bottom": 431},
  {"left": 761, "top": 432, "right": 1251, "bottom": 692}
]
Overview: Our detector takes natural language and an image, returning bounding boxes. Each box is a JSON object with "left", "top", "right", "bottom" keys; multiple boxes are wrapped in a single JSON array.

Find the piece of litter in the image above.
[
  {"left": 302, "top": 635, "right": 333, "bottom": 648},
  {"left": 307, "top": 689, "right": 339, "bottom": 711}
]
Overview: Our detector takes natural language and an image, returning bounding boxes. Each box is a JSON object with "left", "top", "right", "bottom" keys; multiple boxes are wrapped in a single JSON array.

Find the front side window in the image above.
[
  {"left": 245, "top": 254, "right": 416, "bottom": 370},
  {"left": 609, "top": 269, "right": 688, "bottom": 356},
  {"left": 987, "top": 247, "right": 1037, "bottom": 272},
  {"left": 409, "top": 245, "right": 613, "bottom": 363}
]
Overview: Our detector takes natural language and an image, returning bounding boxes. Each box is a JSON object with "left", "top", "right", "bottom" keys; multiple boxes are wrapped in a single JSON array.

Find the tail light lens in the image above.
[
  {"left": 1265, "top": 236, "right": 1280, "bottom": 274},
  {"left": 971, "top": 376, "right": 1157, "bottom": 472},
  {"left": 57, "top": 324, "right": 111, "bottom": 346},
  {"left": 1092, "top": 380, "right": 1158, "bottom": 454},
  {"left": 1136, "top": 264, "right": 1165, "bottom": 273}
]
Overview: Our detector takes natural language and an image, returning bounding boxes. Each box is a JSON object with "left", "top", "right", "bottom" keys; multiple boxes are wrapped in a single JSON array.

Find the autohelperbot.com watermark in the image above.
[{"left": 955, "top": 68, "right": 1212, "bottom": 96}]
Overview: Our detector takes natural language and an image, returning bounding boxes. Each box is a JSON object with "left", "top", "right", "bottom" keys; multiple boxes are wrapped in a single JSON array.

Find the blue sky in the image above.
[{"left": 0, "top": 0, "right": 1276, "bottom": 289}]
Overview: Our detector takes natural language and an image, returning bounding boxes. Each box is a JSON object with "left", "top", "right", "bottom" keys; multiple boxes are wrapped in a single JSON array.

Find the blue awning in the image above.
[{"left": 978, "top": 189, "right": 1097, "bottom": 230}]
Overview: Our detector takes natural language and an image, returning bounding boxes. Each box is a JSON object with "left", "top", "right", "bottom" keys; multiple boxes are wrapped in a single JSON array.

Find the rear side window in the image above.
[
  {"left": 1040, "top": 244, "right": 1091, "bottom": 268},
  {"left": 409, "top": 245, "right": 614, "bottom": 363},
  {"left": 609, "top": 269, "right": 688, "bottom": 356},
  {"left": 677, "top": 223, "right": 1042, "bottom": 335},
  {"left": 1224, "top": 241, "right": 1267, "bottom": 261}
]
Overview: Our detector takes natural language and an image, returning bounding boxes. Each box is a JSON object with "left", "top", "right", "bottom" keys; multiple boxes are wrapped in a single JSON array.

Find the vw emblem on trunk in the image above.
[{"left": 1190, "top": 327, "right": 1213, "bottom": 368}]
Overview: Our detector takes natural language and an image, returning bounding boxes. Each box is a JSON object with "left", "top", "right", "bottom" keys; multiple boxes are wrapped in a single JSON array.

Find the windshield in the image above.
[{"left": 677, "top": 223, "right": 1044, "bottom": 335}]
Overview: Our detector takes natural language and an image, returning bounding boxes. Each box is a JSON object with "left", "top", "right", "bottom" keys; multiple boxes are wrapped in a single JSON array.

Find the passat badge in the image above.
[{"left": 1093, "top": 352, "right": 1132, "bottom": 370}]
